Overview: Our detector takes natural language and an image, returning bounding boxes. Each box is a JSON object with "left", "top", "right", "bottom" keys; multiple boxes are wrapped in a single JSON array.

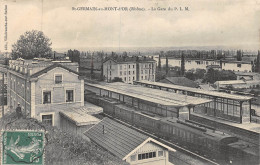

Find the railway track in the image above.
[{"left": 103, "top": 113, "right": 219, "bottom": 165}]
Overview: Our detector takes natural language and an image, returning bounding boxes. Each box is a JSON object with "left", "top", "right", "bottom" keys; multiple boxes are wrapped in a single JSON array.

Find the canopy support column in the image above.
[{"left": 240, "top": 101, "right": 243, "bottom": 124}]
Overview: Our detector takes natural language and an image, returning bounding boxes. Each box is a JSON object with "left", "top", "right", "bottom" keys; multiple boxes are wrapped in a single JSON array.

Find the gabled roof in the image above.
[
  {"left": 30, "top": 63, "right": 79, "bottom": 78},
  {"left": 160, "top": 77, "right": 199, "bottom": 88},
  {"left": 84, "top": 117, "right": 175, "bottom": 160}
]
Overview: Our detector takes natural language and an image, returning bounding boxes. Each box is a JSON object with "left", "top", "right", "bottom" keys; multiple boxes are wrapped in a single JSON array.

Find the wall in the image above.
[
  {"left": 33, "top": 67, "right": 83, "bottom": 127},
  {"left": 137, "top": 62, "right": 156, "bottom": 82},
  {"left": 7, "top": 70, "right": 31, "bottom": 116},
  {"left": 60, "top": 114, "right": 94, "bottom": 138},
  {"left": 126, "top": 141, "right": 169, "bottom": 165},
  {"left": 103, "top": 60, "right": 118, "bottom": 82},
  {"left": 155, "top": 58, "right": 253, "bottom": 72}
]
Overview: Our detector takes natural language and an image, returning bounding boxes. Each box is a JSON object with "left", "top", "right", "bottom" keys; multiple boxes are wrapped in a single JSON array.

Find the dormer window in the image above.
[{"left": 55, "top": 74, "right": 62, "bottom": 84}]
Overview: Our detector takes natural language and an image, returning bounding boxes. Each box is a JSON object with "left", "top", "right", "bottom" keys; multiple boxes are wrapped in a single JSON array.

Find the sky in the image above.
[{"left": 0, "top": 0, "right": 260, "bottom": 52}]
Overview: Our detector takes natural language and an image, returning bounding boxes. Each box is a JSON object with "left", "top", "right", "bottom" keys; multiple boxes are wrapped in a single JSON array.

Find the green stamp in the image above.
[{"left": 1, "top": 130, "right": 44, "bottom": 165}]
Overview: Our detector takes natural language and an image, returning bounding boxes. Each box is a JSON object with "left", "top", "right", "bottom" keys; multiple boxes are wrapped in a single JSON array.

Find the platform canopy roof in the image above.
[
  {"left": 135, "top": 80, "right": 253, "bottom": 101},
  {"left": 86, "top": 82, "right": 212, "bottom": 108}
]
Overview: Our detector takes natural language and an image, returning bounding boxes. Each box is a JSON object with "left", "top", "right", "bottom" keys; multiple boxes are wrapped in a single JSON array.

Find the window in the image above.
[
  {"left": 43, "top": 91, "right": 51, "bottom": 104},
  {"left": 110, "top": 65, "right": 112, "bottom": 69},
  {"left": 66, "top": 90, "right": 74, "bottom": 102},
  {"left": 120, "top": 71, "right": 122, "bottom": 76},
  {"left": 129, "top": 71, "right": 131, "bottom": 75},
  {"left": 129, "top": 65, "right": 130, "bottom": 68},
  {"left": 42, "top": 114, "right": 53, "bottom": 126},
  {"left": 110, "top": 71, "right": 111, "bottom": 75},
  {"left": 133, "top": 65, "right": 135, "bottom": 68},
  {"left": 133, "top": 71, "right": 135, "bottom": 74},
  {"left": 130, "top": 155, "right": 136, "bottom": 161},
  {"left": 124, "top": 77, "right": 126, "bottom": 81},
  {"left": 120, "top": 65, "right": 122, "bottom": 70},
  {"left": 129, "top": 77, "right": 131, "bottom": 81},
  {"left": 158, "top": 151, "right": 164, "bottom": 157},
  {"left": 55, "top": 74, "right": 62, "bottom": 84},
  {"left": 138, "top": 152, "right": 156, "bottom": 160},
  {"left": 133, "top": 77, "right": 135, "bottom": 80}
]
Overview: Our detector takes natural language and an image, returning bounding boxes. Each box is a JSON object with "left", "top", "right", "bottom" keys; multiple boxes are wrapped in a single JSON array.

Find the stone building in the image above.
[
  {"left": 7, "top": 58, "right": 84, "bottom": 127},
  {"left": 103, "top": 56, "right": 156, "bottom": 84}
]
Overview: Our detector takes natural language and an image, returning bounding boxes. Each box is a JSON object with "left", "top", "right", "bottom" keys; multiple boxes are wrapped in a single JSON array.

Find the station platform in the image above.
[{"left": 189, "top": 112, "right": 260, "bottom": 145}]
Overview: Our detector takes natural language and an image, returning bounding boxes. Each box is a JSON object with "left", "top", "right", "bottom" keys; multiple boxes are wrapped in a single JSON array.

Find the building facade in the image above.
[
  {"left": 7, "top": 58, "right": 84, "bottom": 127},
  {"left": 103, "top": 56, "right": 156, "bottom": 84}
]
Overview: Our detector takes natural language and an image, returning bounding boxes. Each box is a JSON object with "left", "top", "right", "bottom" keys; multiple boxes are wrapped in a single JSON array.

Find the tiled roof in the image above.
[
  {"left": 85, "top": 117, "right": 148, "bottom": 159},
  {"left": 30, "top": 63, "right": 79, "bottom": 78},
  {"left": 85, "top": 117, "right": 175, "bottom": 160},
  {"left": 161, "top": 77, "right": 199, "bottom": 88}
]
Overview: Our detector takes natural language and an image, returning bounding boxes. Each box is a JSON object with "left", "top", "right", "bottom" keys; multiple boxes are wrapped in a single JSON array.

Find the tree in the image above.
[
  {"left": 236, "top": 50, "right": 242, "bottom": 61},
  {"left": 91, "top": 53, "right": 94, "bottom": 76},
  {"left": 166, "top": 56, "right": 169, "bottom": 75},
  {"left": 158, "top": 55, "right": 162, "bottom": 71},
  {"left": 181, "top": 51, "right": 185, "bottom": 76},
  {"left": 203, "top": 68, "right": 236, "bottom": 84},
  {"left": 11, "top": 30, "right": 52, "bottom": 59},
  {"left": 194, "top": 69, "right": 206, "bottom": 79},
  {"left": 185, "top": 71, "right": 195, "bottom": 80},
  {"left": 252, "top": 51, "right": 260, "bottom": 73},
  {"left": 67, "top": 49, "right": 80, "bottom": 63}
]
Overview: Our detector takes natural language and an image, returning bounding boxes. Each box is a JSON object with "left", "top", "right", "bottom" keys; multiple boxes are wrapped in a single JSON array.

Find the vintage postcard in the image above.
[{"left": 0, "top": 0, "right": 260, "bottom": 165}]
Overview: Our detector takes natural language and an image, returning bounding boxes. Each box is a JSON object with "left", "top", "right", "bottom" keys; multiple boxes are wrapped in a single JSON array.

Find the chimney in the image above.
[{"left": 102, "top": 125, "right": 107, "bottom": 134}]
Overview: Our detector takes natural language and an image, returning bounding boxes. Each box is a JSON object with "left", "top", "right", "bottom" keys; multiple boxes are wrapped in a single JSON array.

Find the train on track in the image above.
[{"left": 85, "top": 92, "right": 259, "bottom": 165}]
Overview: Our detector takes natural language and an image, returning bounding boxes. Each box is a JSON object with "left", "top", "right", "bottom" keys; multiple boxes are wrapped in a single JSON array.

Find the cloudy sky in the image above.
[{"left": 1, "top": 0, "right": 260, "bottom": 52}]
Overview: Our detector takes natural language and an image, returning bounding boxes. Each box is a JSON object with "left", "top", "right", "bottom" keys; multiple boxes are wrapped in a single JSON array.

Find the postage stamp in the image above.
[{"left": 1, "top": 130, "right": 45, "bottom": 165}]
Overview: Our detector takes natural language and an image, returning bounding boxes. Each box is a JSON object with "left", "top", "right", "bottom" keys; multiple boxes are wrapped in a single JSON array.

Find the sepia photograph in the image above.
[{"left": 0, "top": 0, "right": 260, "bottom": 164}]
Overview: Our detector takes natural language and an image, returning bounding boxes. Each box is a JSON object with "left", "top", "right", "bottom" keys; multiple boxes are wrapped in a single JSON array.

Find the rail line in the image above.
[{"left": 103, "top": 113, "right": 219, "bottom": 165}]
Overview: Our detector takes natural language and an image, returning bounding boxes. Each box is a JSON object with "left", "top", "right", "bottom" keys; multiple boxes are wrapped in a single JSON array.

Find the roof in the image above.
[
  {"left": 60, "top": 111, "right": 100, "bottom": 126},
  {"left": 83, "top": 102, "right": 103, "bottom": 114},
  {"left": 239, "top": 77, "right": 253, "bottom": 81},
  {"left": 62, "top": 102, "right": 103, "bottom": 115},
  {"left": 86, "top": 82, "right": 212, "bottom": 107},
  {"left": 135, "top": 80, "right": 253, "bottom": 101},
  {"left": 215, "top": 80, "right": 246, "bottom": 85},
  {"left": 206, "top": 65, "right": 221, "bottom": 68},
  {"left": 199, "top": 84, "right": 216, "bottom": 91},
  {"left": 235, "top": 71, "right": 259, "bottom": 76},
  {"left": 160, "top": 77, "right": 199, "bottom": 88},
  {"left": 103, "top": 56, "right": 156, "bottom": 64},
  {"left": 30, "top": 63, "right": 79, "bottom": 78},
  {"left": 84, "top": 117, "right": 175, "bottom": 160}
]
